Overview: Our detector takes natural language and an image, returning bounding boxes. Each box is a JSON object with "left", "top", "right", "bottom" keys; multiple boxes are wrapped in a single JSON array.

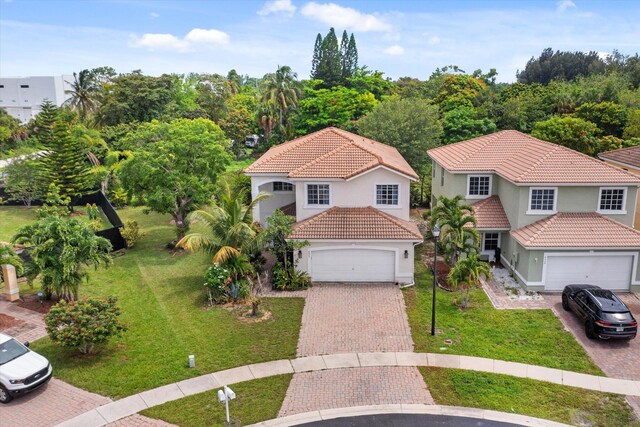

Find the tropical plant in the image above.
[
  {"left": 447, "top": 254, "right": 492, "bottom": 309},
  {"left": 203, "top": 263, "right": 231, "bottom": 305},
  {"left": 12, "top": 215, "right": 112, "bottom": 300},
  {"left": 64, "top": 70, "right": 100, "bottom": 122},
  {"left": 44, "top": 296, "right": 127, "bottom": 354},
  {"left": 120, "top": 220, "right": 144, "bottom": 249},
  {"left": 0, "top": 244, "right": 24, "bottom": 278},
  {"left": 264, "top": 209, "right": 310, "bottom": 290},
  {"left": 431, "top": 195, "right": 480, "bottom": 265},
  {"left": 2, "top": 156, "right": 46, "bottom": 206},
  {"left": 261, "top": 65, "right": 302, "bottom": 139}
]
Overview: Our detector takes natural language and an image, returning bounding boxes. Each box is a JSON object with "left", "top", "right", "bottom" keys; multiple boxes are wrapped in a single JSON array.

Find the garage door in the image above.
[
  {"left": 310, "top": 249, "right": 395, "bottom": 282},
  {"left": 545, "top": 254, "right": 633, "bottom": 291}
]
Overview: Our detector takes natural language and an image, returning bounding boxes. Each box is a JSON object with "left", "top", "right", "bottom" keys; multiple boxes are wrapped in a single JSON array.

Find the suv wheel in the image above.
[
  {"left": 562, "top": 295, "right": 570, "bottom": 311},
  {"left": 585, "top": 321, "right": 597, "bottom": 340},
  {"left": 0, "top": 385, "right": 13, "bottom": 404}
]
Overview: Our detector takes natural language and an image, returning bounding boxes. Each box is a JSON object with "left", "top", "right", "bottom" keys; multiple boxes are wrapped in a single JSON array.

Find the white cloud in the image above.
[
  {"left": 150, "top": 12, "right": 160, "bottom": 19},
  {"left": 185, "top": 28, "right": 230, "bottom": 45},
  {"left": 428, "top": 36, "right": 440, "bottom": 45},
  {"left": 258, "top": 0, "right": 296, "bottom": 17},
  {"left": 557, "top": 0, "right": 576, "bottom": 12},
  {"left": 383, "top": 45, "right": 404, "bottom": 56},
  {"left": 130, "top": 33, "right": 190, "bottom": 52},
  {"left": 300, "top": 2, "right": 392, "bottom": 32}
]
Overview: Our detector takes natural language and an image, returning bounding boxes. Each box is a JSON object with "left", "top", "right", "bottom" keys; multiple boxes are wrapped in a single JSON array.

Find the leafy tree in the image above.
[
  {"left": 0, "top": 109, "right": 24, "bottom": 152},
  {"left": 442, "top": 107, "right": 497, "bottom": 144},
  {"left": 119, "top": 118, "right": 230, "bottom": 240},
  {"left": 347, "top": 68, "right": 394, "bottom": 100},
  {"left": 357, "top": 97, "right": 442, "bottom": 172},
  {"left": 0, "top": 244, "right": 24, "bottom": 277},
  {"left": 295, "top": 83, "right": 377, "bottom": 133},
  {"left": 624, "top": 109, "right": 640, "bottom": 139},
  {"left": 218, "top": 94, "right": 258, "bottom": 155},
  {"left": 3, "top": 156, "right": 46, "bottom": 206},
  {"left": 431, "top": 196, "right": 479, "bottom": 265},
  {"left": 64, "top": 70, "right": 99, "bottom": 122},
  {"left": 435, "top": 74, "right": 486, "bottom": 111},
  {"left": 195, "top": 73, "right": 235, "bottom": 122},
  {"left": 45, "top": 296, "right": 127, "bottom": 354},
  {"left": 261, "top": 66, "right": 302, "bottom": 140},
  {"left": 447, "top": 254, "right": 491, "bottom": 309},
  {"left": 517, "top": 48, "right": 606, "bottom": 84},
  {"left": 532, "top": 116, "right": 600, "bottom": 156},
  {"left": 574, "top": 102, "right": 628, "bottom": 137},
  {"left": 12, "top": 215, "right": 112, "bottom": 301}
]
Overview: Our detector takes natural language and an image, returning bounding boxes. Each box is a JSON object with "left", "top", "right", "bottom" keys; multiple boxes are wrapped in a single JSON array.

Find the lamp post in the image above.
[{"left": 431, "top": 225, "right": 440, "bottom": 336}]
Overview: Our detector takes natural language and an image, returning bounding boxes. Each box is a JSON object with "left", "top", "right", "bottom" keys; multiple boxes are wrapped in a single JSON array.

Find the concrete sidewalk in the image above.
[{"left": 56, "top": 351, "right": 640, "bottom": 427}]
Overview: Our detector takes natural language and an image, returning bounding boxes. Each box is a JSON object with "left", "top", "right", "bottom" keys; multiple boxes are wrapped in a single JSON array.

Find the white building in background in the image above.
[{"left": 0, "top": 75, "right": 73, "bottom": 123}]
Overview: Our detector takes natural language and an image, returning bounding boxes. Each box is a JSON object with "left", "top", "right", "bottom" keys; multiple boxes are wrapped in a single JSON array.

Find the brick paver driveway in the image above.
[
  {"left": 553, "top": 292, "right": 640, "bottom": 414},
  {"left": 280, "top": 283, "right": 432, "bottom": 417}
]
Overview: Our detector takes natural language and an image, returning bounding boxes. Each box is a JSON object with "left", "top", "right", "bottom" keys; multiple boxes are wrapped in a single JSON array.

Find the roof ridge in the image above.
[
  {"left": 247, "top": 128, "right": 333, "bottom": 170},
  {"left": 523, "top": 213, "right": 559, "bottom": 246},
  {"left": 292, "top": 207, "right": 335, "bottom": 232},
  {"left": 513, "top": 142, "right": 562, "bottom": 181},
  {"left": 440, "top": 132, "right": 505, "bottom": 168},
  {"left": 372, "top": 207, "right": 422, "bottom": 238},
  {"left": 288, "top": 142, "right": 361, "bottom": 176},
  {"left": 600, "top": 145, "right": 640, "bottom": 156},
  {"left": 596, "top": 212, "right": 640, "bottom": 235}
]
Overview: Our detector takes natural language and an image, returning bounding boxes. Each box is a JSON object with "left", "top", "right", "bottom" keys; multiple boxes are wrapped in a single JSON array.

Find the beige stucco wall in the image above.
[
  {"left": 293, "top": 168, "right": 411, "bottom": 221},
  {"left": 295, "top": 240, "right": 417, "bottom": 284},
  {"left": 603, "top": 160, "right": 640, "bottom": 230},
  {"left": 250, "top": 175, "right": 295, "bottom": 225}
]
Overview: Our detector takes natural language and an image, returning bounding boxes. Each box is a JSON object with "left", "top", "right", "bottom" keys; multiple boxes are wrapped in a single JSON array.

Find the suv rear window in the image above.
[{"left": 602, "top": 311, "right": 634, "bottom": 322}]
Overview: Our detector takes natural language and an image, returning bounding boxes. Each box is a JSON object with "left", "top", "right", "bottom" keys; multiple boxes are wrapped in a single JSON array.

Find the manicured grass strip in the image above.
[
  {"left": 227, "top": 158, "right": 254, "bottom": 172},
  {"left": 0, "top": 206, "right": 39, "bottom": 241},
  {"left": 421, "top": 367, "right": 639, "bottom": 427},
  {"left": 404, "top": 245, "right": 601, "bottom": 375},
  {"left": 29, "top": 207, "right": 303, "bottom": 398},
  {"left": 141, "top": 374, "right": 292, "bottom": 427}
]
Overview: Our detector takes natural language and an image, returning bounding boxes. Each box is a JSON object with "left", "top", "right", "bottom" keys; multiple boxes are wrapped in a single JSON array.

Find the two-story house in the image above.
[
  {"left": 428, "top": 130, "right": 640, "bottom": 292},
  {"left": 599, "top": 145, "right": 640, "bottom": 230},
  {"left": 245, "top": 127, "right": 423, "bottom": 284}
]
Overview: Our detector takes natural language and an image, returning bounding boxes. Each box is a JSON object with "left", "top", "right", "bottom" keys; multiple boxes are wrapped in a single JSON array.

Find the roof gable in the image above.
[
  {"left": 428, "top": 130, "right": 640, "bottom": 185},
  {"left": 245, "top": 127, "right": 418, "bottom": 180},
  {"left": 599, "top": 145, "right": 640, "bottom": 169}
]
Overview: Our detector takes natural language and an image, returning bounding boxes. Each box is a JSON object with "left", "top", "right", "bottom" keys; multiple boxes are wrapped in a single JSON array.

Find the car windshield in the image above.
[
  {"left": 0, "top": 338, "right": 29, "bottom": 365},
  {"left": 602, "top": 311, "right": 635, "bottom": 322}
]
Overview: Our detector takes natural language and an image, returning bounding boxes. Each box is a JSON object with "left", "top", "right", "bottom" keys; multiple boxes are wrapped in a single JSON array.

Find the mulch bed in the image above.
[
  {"left": 16, "top": 293, "right": 56, "bottom": 314},
  {"left": 0, "top": 313, "right": 25, "bottom": 331},
  {"left": 423, "top": 251, "right": 451, "bottom": 286}
]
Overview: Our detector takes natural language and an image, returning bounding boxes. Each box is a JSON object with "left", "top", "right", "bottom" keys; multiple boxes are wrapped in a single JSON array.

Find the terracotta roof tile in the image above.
[
  {"left": 428, "top": 130, "right": 640, "bottom": 185},
  {"left": 510, "top": 212, "right": 640, "bottom": 248},
  {"left": 599, "top": 145, "right": 640, "bottom": 169},
  {"left": 468, "top": 196, "right": 511, "bottom": 230},
  {"left": 289, "top": 207, "right": 423, "bottom": 240},
  {"left": 245, "top": 127, "right": 418, "bottom": 180}
]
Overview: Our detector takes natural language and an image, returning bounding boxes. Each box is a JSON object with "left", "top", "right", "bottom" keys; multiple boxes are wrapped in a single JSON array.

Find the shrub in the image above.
[
  {"left": 120, "top": 220, "right": 144, "bottom": 249},
  {"left": 109, "top": 188, "right": 128, "bottom": 208},
  {"left": 272, "top": 263, "right": 311, "bottom": 291},
  {"left": 44, "top": 296, "right": 127, "bottom": 354},
  {"left": 203, "top": 264, "right": 231, "bottom": 305}
]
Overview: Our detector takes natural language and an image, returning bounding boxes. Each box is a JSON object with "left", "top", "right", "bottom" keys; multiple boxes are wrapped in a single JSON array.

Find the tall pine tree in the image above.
[
  {"left": 315, "top": 28, "right": 342, "bottom": 88},
  {"left": 340, "top": 30, "right": 349, "bottom": 81},
  {"left": 311, "top": 34, "right": 323, "bottom": 78},
  {"left": 345, "top": 34, "right": 358, "bottom": 78}
]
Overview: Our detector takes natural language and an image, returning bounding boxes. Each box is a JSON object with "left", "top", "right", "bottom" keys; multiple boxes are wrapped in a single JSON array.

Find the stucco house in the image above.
[
  {"left": 245, "top": 127, "right": 423, "bottom": 284},
  {"left": 599, "top": 145, "right": 640, "bottom": 230},
  {"left": 428, "top": 130, "right": 640, "bottom": 292}
]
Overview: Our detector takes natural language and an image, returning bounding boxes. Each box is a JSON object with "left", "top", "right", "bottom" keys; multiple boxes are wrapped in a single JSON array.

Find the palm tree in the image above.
[
  {"left": 0, "top": 244, "right": 24, "bottom": 277},
  {"left": 64, "top": 70, "right": 99, "bottom": 122},
  {"left": 261, "top": 65, "right": 302, "bottom": 139},
  {"left": 447, "top": 254, "right": 491, "bottom": 309},
  {"left": 176, "top": 181, "right": 269, "bottom": 265},
  {"left": 431, "top": 195, "right": 480, "bottom": 265}
]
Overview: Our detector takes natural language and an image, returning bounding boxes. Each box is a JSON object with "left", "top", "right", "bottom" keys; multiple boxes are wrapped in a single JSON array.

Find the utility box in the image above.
[{"left": 2, "top": 264, "right": 20, "bottom": 302}]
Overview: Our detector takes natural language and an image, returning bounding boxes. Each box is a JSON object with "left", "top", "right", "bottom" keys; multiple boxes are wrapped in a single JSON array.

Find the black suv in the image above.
[{"left": 562, "top": 284, "right": 637, "bottom": 340}]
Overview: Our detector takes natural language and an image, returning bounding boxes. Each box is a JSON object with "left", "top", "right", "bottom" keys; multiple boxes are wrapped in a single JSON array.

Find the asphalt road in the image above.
[{"left": 298, "top": 414, "right": 526, "bottom": 427}]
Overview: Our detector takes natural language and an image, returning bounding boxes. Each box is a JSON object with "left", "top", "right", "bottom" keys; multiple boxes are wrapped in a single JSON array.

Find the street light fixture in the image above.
[{"left": 431, "top": 225, "right": 441, "bottom": 336}]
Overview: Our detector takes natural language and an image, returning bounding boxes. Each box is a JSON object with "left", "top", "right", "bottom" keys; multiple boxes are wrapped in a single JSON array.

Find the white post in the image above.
[{"left": 224, "top": 385, "right": 230, "bottom": 423}]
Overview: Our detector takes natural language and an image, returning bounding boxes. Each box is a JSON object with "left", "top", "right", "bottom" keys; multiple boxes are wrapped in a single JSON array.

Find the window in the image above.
[
  {"left": 273, "top": 182, "right": 293, "bottom": 192},
  {"left": 376, "top": 184, "right": 399, "bottom": 205},
  {"left": 483, "top": 233, "right": 499, "bottom": 251},
  {"left": 467, "top": 175, "right": 491, "bottom": 197},
  {"left": 20, "top": 85, "right": 29, "bottom": 88},
  {"left": 306, "top": 184, "right": 329, "bottom": 205},
  {"left": 599, "top": 188, "right": 625, "bottom": 212},
  {"left": 440, "top": 168, "right": 444, "bottom": 186},
  {"left": 529, "top": 188, "right": 556, "bottom": 212}
]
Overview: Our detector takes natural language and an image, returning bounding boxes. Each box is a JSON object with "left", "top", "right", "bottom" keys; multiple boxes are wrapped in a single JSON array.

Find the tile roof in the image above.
[
  {"left": 469, "top": 196, "right": 511, "bottom": 230},
  {"left": 245, "top": 127, "right": 418, "bottom": 180},
  {"left": 599, "top": 145, "right": 640, "bottom": 169},
  {"left": 289, "top": 207, "right": 423, "bottom": 240},
  {"left": 510, "top": 212, "right": 640, "bottom": 248},
  {"left": 428, "top": 130, "right": 640, "bottom": 185}
]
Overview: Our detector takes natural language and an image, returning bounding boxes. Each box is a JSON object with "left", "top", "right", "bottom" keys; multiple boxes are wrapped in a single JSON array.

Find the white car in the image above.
[{"left": 0, "top": 332, "right": 52, "bottom": 403}]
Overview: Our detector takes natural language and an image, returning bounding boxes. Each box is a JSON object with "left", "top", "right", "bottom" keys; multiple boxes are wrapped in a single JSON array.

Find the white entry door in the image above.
[
  {"left": 310, "top": 249, "right": 395, "bottom": 282},
  {"left": 544, "top": 254, "right": 633, "bottom": 291}
]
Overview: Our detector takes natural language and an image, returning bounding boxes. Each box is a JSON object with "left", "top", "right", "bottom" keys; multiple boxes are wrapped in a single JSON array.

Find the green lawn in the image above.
[
  {"left": 4, "top": 206, "right": 304, "bottom": 398},
  {"left": 142, "top": 374, "right": 291, "bottom": 427},
  {"left": 0, "top": 145, "right": 42, "bottom": 161},
  {"left": 421, "top": 367, "right": 639, "bottom": 427},
  {"left": 227, "top": 158, "right": 255, "bottom": 172},
  {"left": 0, "top": 206, "right": 39, "bottom": 242},
  {"left": 405, "top": 245, "right": 601, "bottom": 375}
]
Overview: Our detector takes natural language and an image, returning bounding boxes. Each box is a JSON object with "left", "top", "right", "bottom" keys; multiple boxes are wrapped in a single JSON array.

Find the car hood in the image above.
[{"left": 1, "top": 351, "right": 49, "bottom": 379}]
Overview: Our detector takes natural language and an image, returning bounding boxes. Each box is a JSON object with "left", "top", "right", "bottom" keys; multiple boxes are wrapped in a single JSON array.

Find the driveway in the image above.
[{"left": 280, "top": 283, "right": 432, "bottom": 417}]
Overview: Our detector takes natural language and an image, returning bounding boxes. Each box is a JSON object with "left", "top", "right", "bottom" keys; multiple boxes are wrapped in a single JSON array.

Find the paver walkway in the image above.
[
  {"left": 0, "top": 296, "right": 48, "bottom": 342},
  {"left": 281, "top": 283, "right": 432, "bottom": 418}
]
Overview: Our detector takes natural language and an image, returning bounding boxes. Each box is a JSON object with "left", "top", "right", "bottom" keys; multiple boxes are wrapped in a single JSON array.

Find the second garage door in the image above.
[
  {"left": 544, "top": 254, "right": 633, "bottom": 291},
  {"left": 310, "top": 248, "right": 395, "bottom": 282}
]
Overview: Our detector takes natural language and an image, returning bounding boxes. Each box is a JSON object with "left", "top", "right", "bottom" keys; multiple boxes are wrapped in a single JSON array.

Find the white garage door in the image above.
[
  {"left": 310, "top": 249, "right": 395, "bottom": 282},
  {"left": 545, "top": 254, "right": 633, "bottom": 291}
]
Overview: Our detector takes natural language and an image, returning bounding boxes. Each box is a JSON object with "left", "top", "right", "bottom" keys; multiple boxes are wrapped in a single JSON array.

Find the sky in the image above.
[{"left": 0, "top": 0, "right": 639, "bottom": 83}]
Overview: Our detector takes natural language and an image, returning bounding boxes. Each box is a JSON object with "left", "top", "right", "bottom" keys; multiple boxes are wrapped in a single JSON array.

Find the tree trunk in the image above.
[{"left": 173, "top": 212, "right": 189, "bottom": 241}]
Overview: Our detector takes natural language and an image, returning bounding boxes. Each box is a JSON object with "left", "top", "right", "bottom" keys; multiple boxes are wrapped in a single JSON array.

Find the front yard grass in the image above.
[
  {"left": 421, "top": 367, "right": 639, "bottom": 427},
  {"left": 141, "top": 374, "right": 292, "bottom": 427},
  {"left": 405, "top": 245, "right": 601, "bottom": 375},
  {"left": 3, "top": 206, "right": 304, "bottom": 398}
]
